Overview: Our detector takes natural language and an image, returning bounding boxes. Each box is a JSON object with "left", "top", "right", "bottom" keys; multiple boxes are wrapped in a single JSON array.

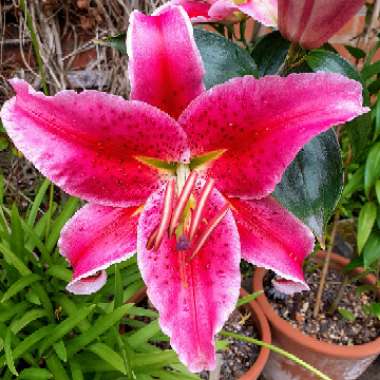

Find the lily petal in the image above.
[
  {"left": 59, "top": 204, "right": 140, "bottom": 295},
  {"left": 127, "top": 5, "right": 205, "bottom": 119},
  {"left": 278, "top": 0, "right": 364, "bottom": 49},
  {"left": 179, "top": 73, "right": 368, "bottom": 199},
  {"left": 209, "top": 0, "right": 278, "bottom": 27},
  {"left": 230, "top": 196, "right": 314, "bottom": 292},
  {"left": 162, "top": 0, "right": 213, "bottom": 22},
  {"left": 1, "top": 79, "right": 189, "bottom": 207},
  {"left": 137, "top": 184, "right": 241, "bottom": 372}
]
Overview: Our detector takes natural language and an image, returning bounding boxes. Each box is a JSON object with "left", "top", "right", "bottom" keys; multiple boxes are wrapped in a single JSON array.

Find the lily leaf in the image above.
[
  {"left": 193, "top": 28, "right": 258, "bottom": 89},
  {"left": 274, "top": 129, "right": 343, "bottom": 243},
  {"left": 305, "top": 49, "right": 371, "bottom": 159},
  {"left": 251, "top": 31, "right": 290, "bottom": 76}
]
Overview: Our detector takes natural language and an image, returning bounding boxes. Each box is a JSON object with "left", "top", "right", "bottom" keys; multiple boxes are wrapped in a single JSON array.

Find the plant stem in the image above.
[
  {"left": 279, "top": 41, "right": 302, "bottom": 75},
  {"left": 220, "top": 331, "right": 332, "bottom": 380},
  {"left": 313, "top": 211, "right": 340, "bottom": 318},
  {"left": 327, "top": 275, "right": 350, "bottom": 315},
  {"left": 19, "top": 0, "right": 48, "bottom": 95}
]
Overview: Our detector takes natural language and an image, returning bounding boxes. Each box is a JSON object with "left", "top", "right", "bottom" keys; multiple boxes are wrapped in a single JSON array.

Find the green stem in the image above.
[
  {"left": 220, "top": 331, "right": 332, "bottom": 380},
  {"left": 19, "top": 0, "right": 48, "bottom": 95}
]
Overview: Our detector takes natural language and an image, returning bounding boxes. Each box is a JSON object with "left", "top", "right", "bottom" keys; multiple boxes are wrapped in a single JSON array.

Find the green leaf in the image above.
[
  {"left": 53, "top": 341, "right": 67, "bottom": 362},
  {"left": 0, "top": 242, "right": 31, "bottom": 275},
  {"left": 95, "top": 33, "right": 126, "bottom": 55},
  {"left": 88, "top": 343, "right": 126, "bottom": 374},
  {"left": 46, "top": 265, "right": 72, "bottom": 282},
  {"left": 0, "top": 136, "right": 9, "bottom": 151},
  {"left": 345, "top": 113, "right": 372, "bottom": 161},
  {"left": 344, "top": 45, "right": 366, "bottom": 60},
  {"left": 376, "top": 180, "right": 380, "bottom": 205},
  {"left": 366, "top": 303, "right": 380, "bottom": 319},
  {"left": 236, "top": 291, "right": 263, "bottom": 307},
  {"left": 306, "top": 49, "right": 370, "bottom": 159},
  {"left": 361, "top": 60, "right": 380, "bottom": 81},
  {"left": 19, "top": 368, "right": 53, "bottom": 380},
  {"left": 39, "top": 305, "right": 95, "bottom": 354},
  {"left": 364, "top": 142, "right": 380, "bottom": 196},
  {"left": 4, "top": 329, "right": 17, "bottom": 376},
  {"left": 10, "top": 308, "right": 47, "bottom": 334},
  {"left": 127, "top": 320, "right": 161, "bottom": 349},
  {"left": 67, "top": 303, "right": 133, "bottom": 356},
  {"left": 10, "top": 204, "right": 24, "bottom": 257},
  {"left": 114, "top": 264, "right": 123, "bottom": 309},
  {"left": 70, "top": 360, "right": 84, "bottom": 380},
  {"left": 251, "top": 31, "right": 290, "bottom": 76},
  {"left": 46, "top": 197, "right": 79, "bottom": 253},
  {"left": 193, "top": 28, "right": 258, "bottom": 89},
  {"left": 374, "top": 95, "right": 380, "bottom": 141},
  {"left": 306, "top": 49, "right": 363, "bottom": 83},
  {"left": 27, "top": 179, "right": 50, "bottom": 227},
  {"left": 357, "top": 202, "right": 377, "bottom": 253},
  {"left": 363, "top": 232, "right": 380, "bottom": 268},
  {"left": 45, "top": 352, "right": 70, "bottom": 380},
  {"left": 343, "top": 167, "right": 364, "bottom": 198},
  {"left": 337, "top": 307, "right": 356, "bottom": 321},
  {"left": 275, "top": 129, "right": 343, "bottom": 241},
  {"left": 1, "top": 273, "right": 41, "bottom": 302}
]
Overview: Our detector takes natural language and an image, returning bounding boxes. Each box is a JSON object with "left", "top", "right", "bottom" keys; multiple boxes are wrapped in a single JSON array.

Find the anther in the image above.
[
  {"left": 169, "top": 171, "right": 198, "bottom": 236},
  {"left": 146, "top": 226, "right": 158, "bottom": 250},
  {"left": 189, "top": 178, "right": 215, "bottom": 240},
  {"left": 153, "top": 178, "right": 176, "bottom": 251},
  {"left": 190, "top": 203, "right": 229, "bottom": 259}
]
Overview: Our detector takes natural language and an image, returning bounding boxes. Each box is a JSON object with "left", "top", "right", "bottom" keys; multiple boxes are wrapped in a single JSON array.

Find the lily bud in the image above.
[{"left": 278, "top": 0, "right": 365, "bottom": 49}]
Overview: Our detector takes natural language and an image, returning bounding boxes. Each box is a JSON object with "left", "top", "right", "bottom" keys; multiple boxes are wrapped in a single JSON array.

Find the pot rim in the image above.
[
  {"left": 253, "top": 251, "right": 380, "bottom": 359},
  {"left": 128, "top": 287, "right": 271, "bottom": 379}
]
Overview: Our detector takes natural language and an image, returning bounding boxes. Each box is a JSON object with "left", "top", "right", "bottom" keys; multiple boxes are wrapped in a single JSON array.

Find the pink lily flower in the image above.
[
  {"left": 0, "top": 5, "right": 368, "bottom": 372},
  {"left": 278, "top": 0, "right": 365, "bottom": 49},
  {"left": 166, "top": 0, "right": 278, "bottom": 26}
]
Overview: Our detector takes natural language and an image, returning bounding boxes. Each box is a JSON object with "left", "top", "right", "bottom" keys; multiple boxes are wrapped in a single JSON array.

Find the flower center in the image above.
[{"left": 146, "top": 164, "right": 229, "bottom": 257}]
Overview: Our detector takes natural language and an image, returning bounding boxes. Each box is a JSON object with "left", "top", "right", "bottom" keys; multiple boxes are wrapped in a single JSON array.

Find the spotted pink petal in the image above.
[
  {"left": 278, "top": 0, "right": 364, "bottom": 49},
  {"left": 179, "top": 73, "right": 368, "bottom": 199},
  {"left": 137, "top": 184, "right": 241, "bottom": 372},
  {"left": 127, "top": 5, "right": 205, "bottom": 119},
  {"left": 1, "top": 79, "right": 189, "bottom": 207},
  {"left": 162, "top": 0, "right": 213, "bottom": 22},
  {"left": 209, "top": 0, "right": 278, "bottom": 26},
  {"left": 230, "top": 196, "right": 314, "bottom": 292},
  {"left": 59, "top": 204, "right": 140, "bottom": 295}
]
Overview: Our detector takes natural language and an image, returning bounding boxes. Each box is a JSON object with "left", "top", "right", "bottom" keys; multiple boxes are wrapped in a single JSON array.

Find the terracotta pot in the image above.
[
  {"left": 128, "top": 287, "right": 271, "bottom": 380},
  {"left": 253, "top": 252, "right": 380, "bottom": 380}
]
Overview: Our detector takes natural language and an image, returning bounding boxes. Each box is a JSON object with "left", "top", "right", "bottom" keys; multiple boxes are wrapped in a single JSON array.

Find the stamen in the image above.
[
  {"left": 169, "top": 171, "right": 198, "bottom": 236},
  {"left": 189, "top": 178, "right": 215, "bottom": 240},
  {"left": 146, "top": 226, "right": 158, "bottom": 250},
  {"left": 153, "top": 178, "right": 176, "bottom": 250},
  {"left": 190, "top": 203, "right": 229, "bottom": 260}
]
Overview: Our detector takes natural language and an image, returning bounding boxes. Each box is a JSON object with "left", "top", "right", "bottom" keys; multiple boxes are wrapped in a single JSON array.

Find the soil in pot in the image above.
[
  {"left": 200, "top": 308, "right": 263, "bottom": 380},
  {"left": 264, "top": 265, "right": 380, "bottom": 346}
]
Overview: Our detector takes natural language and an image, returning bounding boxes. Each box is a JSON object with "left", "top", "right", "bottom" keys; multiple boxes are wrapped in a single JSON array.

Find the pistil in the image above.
[
  {"left": 153, "top": 178, "right": 176, "bottom": 250},
  {"left": 169, "top": 171, "right": 198, "bottom": 236}
]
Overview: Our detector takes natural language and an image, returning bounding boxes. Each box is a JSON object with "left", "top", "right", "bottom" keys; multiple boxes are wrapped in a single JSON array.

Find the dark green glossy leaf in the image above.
[
  {"left": 193, "top": 28, "right": 258, "bottom": 89},
  {"left": 305, "top": 49, "right": 363, "bottom": 84},
  {"left": 305, "top": 49, "right": 370, "bottom": 159},
  {"left": 274, "top": 129, "right": 343, "bottom": 241},
  {"left": 251, "top": 31, "right": 289, "bottom": 76}
]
